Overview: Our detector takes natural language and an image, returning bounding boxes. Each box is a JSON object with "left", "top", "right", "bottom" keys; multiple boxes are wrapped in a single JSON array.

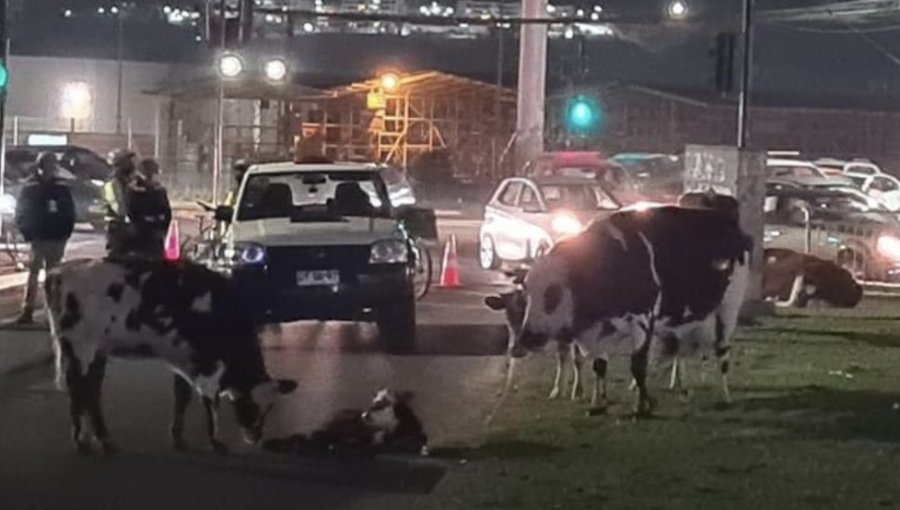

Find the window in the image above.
[
  {"left": 872, "top": 177, "right": 898, "bottom": 192},
  {"left": 540, "top": 184, "right": 620, "bottom": 211},
  {"left": 519, "top": 186, "right": 540, "bottom": 210},
  {"left": 499, "top": 182, "right": 523, "bottom": 206},
  {"left": 237, "top": 171, "right": 391, "bottom": 221}
]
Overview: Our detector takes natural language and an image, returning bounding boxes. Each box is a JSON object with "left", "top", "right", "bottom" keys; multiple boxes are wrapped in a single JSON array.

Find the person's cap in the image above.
[{"left": 110, "top": 150, "right": 137, "bottom": 169}]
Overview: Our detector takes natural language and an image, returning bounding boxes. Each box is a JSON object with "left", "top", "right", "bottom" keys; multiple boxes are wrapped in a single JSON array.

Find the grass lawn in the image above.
[{"left": 429, "top": 298, "right": 900, "bottom": 509}]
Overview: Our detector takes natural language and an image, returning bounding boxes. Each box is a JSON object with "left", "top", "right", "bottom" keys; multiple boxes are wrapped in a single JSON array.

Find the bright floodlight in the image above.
[
  {"left": 217, "top": 53, "right": 244, "bottom": 79},
  {"left": 667, "top": 0, "right": 688, "bottom": 19},
  {"left": 380, "top": 72, "right": 400, "bottom": 92},
  {"left": 264, "top": 58, "right": 288, "bottom": 82},
  {"left": 61, "top": 81, "right": 93, "bottom": 120}
]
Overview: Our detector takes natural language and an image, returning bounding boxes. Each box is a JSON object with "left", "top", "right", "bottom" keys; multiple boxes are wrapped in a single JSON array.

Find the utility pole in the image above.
[
  {"left": 0, "top": 0, "right": 8, "bottom": 240},
  {"left": 212, "top": 0, "right": 227, "bottom": 205},
  {"left": 736, "top": 0, "right": 753, "bottom": 148},
  {"left": 513, "top": 0, "right": 548, "bottom": 175}
]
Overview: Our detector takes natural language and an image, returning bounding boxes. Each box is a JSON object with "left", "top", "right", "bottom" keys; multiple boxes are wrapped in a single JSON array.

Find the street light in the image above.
[
  {"left": 217, "top": 52, "right": 244, "bottom": 79},
  {"left": 263, "top": 58, "right": 288, "bottom": 83},
  {"left": 61, "top": 81, "right": 93, "bottom": 132},
  {"left": 667, "top": 0, "right": 688, "bottom": 19},
  {"left": 380, "top": 72, "right": 400, "bottom": 92}
]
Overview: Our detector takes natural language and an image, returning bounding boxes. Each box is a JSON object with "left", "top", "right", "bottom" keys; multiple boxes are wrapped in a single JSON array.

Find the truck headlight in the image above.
[
  {"left": 222, "top": 243, "right": 266, "bottom": 266},
  {"left": 877, "top": 235, "right": 900, "bottom": 260},
  {"left": 0, "top": 193, "right": 15, "bottom": 215},
  {"left": 370, "top": 239, "right": 408, "bottom": 264},
  {"left": 551, "top": 213, "right": 583, "bottom": 236}
]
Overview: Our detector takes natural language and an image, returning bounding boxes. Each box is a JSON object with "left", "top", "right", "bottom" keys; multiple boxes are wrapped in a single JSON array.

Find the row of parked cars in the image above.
[{"left": 478, "top": 151, "right": 900, "bottom": 282}]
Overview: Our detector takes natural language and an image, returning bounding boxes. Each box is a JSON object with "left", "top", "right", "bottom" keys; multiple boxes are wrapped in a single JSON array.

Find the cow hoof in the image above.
[
  {"left": 635, "top": 397, "right": 657, "bottom": 418},
  {"left": 210, "top": 441, "right": 230, "bottom": 455},
  {"left": 75, "top": 441, "right": 94, "bottom": 456},
  {"left": 587, "top": 405, "right": 608, "bottom": 417},
  {"left": 712, "top": 401, "right": 732, "bottom": 411},
  {"left": 547, "top": 388, "right": 561, "bottom": 400},
  {"left": 173, "top": 439, "right": 189, "bottom": 452},
  {"left": 100, "top": 439, "right": 119, "bottom": 455}
]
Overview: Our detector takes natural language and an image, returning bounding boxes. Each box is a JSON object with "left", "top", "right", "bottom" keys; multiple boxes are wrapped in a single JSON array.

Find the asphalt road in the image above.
[{"left": 0, "top": 218, "right": 518, "bottom": 510}]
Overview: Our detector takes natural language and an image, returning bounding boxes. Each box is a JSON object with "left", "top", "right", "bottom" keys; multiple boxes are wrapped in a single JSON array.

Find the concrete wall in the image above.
[{"left": 5, "top": 55, "right": 180, "bottom": 135}]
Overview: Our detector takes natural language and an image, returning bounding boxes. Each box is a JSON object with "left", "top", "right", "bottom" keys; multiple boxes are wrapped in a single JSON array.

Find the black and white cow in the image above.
[
  {"left": 510, "top": 206, "right": 751, "bottom": 415},
  {"left": 44, "top": 258, "right": 298, "bottom": 454}
]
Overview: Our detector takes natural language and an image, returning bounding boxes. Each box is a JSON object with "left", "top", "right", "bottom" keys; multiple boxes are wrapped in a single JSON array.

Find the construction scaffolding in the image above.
[{"left": 294, "top": 70, "right": 516, "bottom": 177}]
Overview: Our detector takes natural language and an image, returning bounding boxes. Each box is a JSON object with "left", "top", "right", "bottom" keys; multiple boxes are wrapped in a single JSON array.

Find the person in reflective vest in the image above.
[{"left": 102, "top": 150, "right": 137, "bottom": 256}]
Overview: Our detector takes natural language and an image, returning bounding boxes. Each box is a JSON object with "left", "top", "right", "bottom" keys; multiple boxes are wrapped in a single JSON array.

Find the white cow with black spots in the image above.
[
  {"left": 44, "top": 257, "right": 297, "bottom": 454},
  {"left": 508, "top": 205, "right": 751, "bottom": 415}
]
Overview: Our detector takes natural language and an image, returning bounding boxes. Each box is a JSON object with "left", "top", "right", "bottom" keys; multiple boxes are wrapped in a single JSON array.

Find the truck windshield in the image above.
[{"left": 236, "top": 170, "right": 392, "bottom": 221}]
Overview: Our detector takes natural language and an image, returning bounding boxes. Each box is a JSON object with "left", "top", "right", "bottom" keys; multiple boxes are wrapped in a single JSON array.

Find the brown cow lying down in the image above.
[{"left": 762, "top": 248, "right": 862, "bottom": 308}]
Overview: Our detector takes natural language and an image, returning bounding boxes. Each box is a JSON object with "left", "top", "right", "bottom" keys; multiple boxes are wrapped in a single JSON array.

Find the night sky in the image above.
[{"left": 13, "top": 0, "right": 900, "bottom": 105}]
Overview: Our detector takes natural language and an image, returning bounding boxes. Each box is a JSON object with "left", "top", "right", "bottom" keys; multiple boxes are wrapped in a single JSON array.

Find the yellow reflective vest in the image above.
[{"left": 101, "top": 179, "right": 129, "bottom": 222}]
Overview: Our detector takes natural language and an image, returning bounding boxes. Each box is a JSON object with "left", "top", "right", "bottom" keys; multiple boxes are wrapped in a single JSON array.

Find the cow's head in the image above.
[
  {"left": 678, "top": 190, "right": 740, "bottom": 223},
  {"left": 505, "top": 254, "right": 574, "bottom": 358},
  {"left": 228, "top": 378, "right": 298, "bottom": 444},
  {"left": 362, "top": 388, "right": 414, "bottom": 437}
]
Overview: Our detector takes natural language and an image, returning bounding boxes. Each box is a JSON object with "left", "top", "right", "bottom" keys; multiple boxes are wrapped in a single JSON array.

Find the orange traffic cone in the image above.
[
  {"left": 438, "top": 234, "right": 460, "bottom": 288},
  {"left": 164, "top": 220, "right": 181, "bottom": 261}
]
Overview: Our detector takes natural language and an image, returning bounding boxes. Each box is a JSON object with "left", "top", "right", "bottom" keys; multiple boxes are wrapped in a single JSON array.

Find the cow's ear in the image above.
[
  {"left": 484, "top": 295, "right": 506, "bottom": 310},
  {"left": 276, "top": 379, "right": 298, "bottom": 394}
]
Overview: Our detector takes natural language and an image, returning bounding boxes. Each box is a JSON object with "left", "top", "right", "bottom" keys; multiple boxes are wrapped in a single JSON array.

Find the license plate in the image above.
[{"left": 296, "top": 270, "right": 340, "bottom": 287}]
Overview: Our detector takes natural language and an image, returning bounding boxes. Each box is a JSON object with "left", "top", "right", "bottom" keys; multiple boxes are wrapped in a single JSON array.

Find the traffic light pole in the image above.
[
  {"left": 0, "top": 0, "right": 8, "bottom": 240},
  {"left": 736, "top": 0, "right": 753, "bottom": 149},
  {"left": 513, "top": 0, "right": 548, "bottom": 175}
]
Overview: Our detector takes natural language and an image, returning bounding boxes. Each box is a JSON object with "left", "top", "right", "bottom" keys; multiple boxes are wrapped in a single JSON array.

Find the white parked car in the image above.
[
  {"left": 815, "top": 158, "right": 883, "bottom": 178},
  {"left": 215, "top": 161, "right": 418, "bottom": 352},
  {"left": 478, "top": 175, "right": 623, "bottom": 270},
  {"left": 845, "top": 172, "right": 900, "bottom": 212}
]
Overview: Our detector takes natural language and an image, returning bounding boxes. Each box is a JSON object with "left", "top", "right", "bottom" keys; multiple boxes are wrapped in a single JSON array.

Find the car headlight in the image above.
[
  {"left": 551, "top": 214, "right": 583, "bottom": 236},
  {"left": 370, "top": 239, "right": 408, "bottom": 264},
  {"left": 877, "top": 235, "right": 900, "bottom": 260},
  {"left": 0, "top": 193, "right": 15, "bottom": 215},
  {"left": 221, "top": 243, "right": 266, "bottom": 266}
]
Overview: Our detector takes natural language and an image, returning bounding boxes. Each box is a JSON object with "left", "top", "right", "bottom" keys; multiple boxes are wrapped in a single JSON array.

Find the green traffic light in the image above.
[
  {"left": 565, "top": 95, "right": 602, "bottom": 134},
  {"left": 0, "top": 64, "right": 8, "bottom": 89}
]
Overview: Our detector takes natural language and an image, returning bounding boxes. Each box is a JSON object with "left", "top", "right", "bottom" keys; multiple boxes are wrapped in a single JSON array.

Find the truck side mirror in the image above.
[{"left": 214, "top": 205, "right": 234, "bottom": 223}]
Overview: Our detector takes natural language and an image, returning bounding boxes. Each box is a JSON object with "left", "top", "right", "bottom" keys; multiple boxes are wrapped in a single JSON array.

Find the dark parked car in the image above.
[{"left": 2, "top": 145, "right": 107, "bottom": 228}]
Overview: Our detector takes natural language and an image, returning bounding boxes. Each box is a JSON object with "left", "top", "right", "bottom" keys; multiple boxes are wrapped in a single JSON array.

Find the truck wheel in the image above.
[{"left": 377, "top": 297, "right": 416, "bottom": 354}]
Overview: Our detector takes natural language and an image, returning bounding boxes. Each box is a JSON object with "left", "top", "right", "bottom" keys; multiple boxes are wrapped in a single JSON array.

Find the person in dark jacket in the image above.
[
  {"left": 13, "top": 152, "right": 75, "bottom": 324},
  {"left": 127, "top": 158, "right": 172, "bottom": 259}
]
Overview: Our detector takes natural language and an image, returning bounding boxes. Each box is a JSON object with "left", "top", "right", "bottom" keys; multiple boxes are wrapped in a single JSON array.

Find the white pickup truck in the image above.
[{"left": 214, "top": 161, "right": 419, "bottom": 352}]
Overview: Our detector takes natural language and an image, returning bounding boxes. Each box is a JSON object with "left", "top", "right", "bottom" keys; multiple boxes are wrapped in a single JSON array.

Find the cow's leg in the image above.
[
  {"left": 62, "top": 344, "right": 91, "bottom": 454},
  {"left": 84, "top": 354, "right": 116, "bottom": 454},
  {"left": 171, "top": 375, "right": 192, "bottom": 451},
  {"left": 570, "top": 343, "right": 584, "bottom": 400},
  {"left": 588, "top": 356, "right": 609, "bottom": 415},
  {"left": 548, "top": 342, "right": 567, "bottom": 400},
  {"left": 630, "top": 321, "right": 656, "bottom": 417},
  {"left": 714, "top": 315, "right": 733, "bottom": 405},
  {"left": 202, "top": 396, "right": 228, "bottom": 453}
]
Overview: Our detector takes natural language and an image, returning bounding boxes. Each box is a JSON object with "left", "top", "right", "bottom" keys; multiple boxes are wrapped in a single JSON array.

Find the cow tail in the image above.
[{"left": 42, "top": 271, "right": 64, "bottom": 390}]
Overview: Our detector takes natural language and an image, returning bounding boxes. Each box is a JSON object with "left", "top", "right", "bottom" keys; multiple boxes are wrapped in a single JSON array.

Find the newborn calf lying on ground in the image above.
[{"left": 264, "top": 389, "right": 428, "bottom": 456}]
